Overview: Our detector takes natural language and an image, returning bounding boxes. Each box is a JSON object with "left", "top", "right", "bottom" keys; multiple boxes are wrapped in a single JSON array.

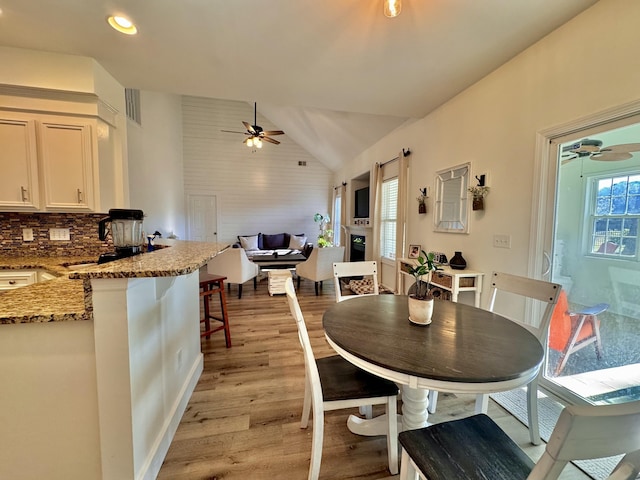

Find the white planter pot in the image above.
[{"left": 408, "top": 296, "right": 434, "bottom": 325}]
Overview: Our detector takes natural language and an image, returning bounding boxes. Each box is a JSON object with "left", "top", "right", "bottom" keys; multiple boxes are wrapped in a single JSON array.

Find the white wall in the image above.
[
  {"left": 128, "top": 91, "right": 186, "bottom": 239},
  {"left": 182, "top": 97, "right": 333, "bottom": 245},
  {"left": 335, "top": 0, "right": 640, "bottom": 310}
]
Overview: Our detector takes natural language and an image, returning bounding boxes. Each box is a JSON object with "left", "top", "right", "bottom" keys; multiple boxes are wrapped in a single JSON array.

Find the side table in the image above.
[{"left": 266, "top": 269, "right": 293, "bottom": 296}]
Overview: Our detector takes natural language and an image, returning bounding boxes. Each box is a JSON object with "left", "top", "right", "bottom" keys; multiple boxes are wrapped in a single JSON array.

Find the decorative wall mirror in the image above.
[{"left": 434, "top": 163, "right": 470, "bottom": 233}]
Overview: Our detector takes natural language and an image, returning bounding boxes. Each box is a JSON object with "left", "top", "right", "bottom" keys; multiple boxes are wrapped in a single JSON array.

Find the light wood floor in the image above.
[{"left": 157, "top": 277, "right": 590, "bottom": 480}]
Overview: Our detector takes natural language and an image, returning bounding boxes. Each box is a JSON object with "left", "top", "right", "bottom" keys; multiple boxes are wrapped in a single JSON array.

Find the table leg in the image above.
[
  {"left": 344, "top": 386, "right": 430, "bottom": 436},
  {"left": 401, "top": 385, "right": 429, "bottom": 430}
]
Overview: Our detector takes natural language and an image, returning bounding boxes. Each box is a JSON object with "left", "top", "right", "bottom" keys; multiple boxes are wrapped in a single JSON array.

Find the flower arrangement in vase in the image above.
[
  {"left": 467, "top": 185, "right": 490, "bottom": 211},
  {"left": 406, "top": 250, "right": 441, "bottom": 325},
  {"left": 416, "top": 188, "right": 427, "bottom": 214}
]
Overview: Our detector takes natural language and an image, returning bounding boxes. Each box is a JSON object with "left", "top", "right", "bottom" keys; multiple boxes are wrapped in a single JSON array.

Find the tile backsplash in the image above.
[{"left": 0, "top": 212, "right": 113, "bottom": 257}]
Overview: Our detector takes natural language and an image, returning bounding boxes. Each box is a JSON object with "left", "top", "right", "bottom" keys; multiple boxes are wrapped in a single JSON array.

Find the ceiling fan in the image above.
[
  {"left": 561, "top": 138, "right": 640, "bottom": 164},
  {"left": 221, "top": 102, "right": 285, "bottom": 148}
]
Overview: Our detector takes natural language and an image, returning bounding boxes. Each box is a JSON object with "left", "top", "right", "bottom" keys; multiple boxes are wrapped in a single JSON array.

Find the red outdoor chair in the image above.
[{"left": 549, "top": 290, "right": 607, "bottom": 376}]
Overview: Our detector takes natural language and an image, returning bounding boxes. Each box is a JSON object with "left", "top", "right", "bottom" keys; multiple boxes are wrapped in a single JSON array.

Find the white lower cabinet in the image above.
[{"left": 0, "top": 271, "right": 37, "bottom": 291}]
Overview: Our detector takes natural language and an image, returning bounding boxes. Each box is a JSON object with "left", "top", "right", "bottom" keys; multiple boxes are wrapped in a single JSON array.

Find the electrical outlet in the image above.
[
  {"left": 49, "top": 228, "right": 70, "bottom": 241},
  {"left": 493, "top": 234, "right": 511, "bottom": 249},
  {"left": 22, "top": 228, "right": 34, "bottom": 241}
]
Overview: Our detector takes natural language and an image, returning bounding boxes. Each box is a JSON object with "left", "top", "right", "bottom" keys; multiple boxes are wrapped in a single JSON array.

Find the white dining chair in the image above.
[
  {"left": 284, "top": 277, "right": 399, "bottom": 480},
  {"left": 427, "top": 271, "right": 561, "bottom": 445},
  {"left": 398, "top": 400, "right": 640, "bottom": 480},
  {"left": 332, "top": 260, "right": 379, "bottom": 302}
]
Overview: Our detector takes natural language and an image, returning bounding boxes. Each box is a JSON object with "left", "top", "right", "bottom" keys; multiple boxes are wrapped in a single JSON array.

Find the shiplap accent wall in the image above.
[{"left": 182, "top": 97, "right": 333, "bottom": 246}]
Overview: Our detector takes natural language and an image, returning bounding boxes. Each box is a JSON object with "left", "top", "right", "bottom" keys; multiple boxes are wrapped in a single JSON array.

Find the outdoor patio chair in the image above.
[
  {"left": 549, "top": 290, "right": 607, "bottom": 376},
  {"left": 398, "top": 400, "right": 640, "bottom": 480}
]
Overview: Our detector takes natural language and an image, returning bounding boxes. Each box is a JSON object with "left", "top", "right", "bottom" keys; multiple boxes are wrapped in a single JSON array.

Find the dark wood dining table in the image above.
[{"left": 323, "top": 295, "right": 544, "bottom": 432}]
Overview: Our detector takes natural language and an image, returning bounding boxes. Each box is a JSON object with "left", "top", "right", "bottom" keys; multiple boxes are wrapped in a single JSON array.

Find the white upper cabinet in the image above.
[
  {"left": 38, "top": 121, "right": 95, "bottom": 211},
  {"left": 0, "top": 112, "right": 99, "bottom": 212},
  {"left": 0, "top": 117, "right": 40, "bottom": 210}
]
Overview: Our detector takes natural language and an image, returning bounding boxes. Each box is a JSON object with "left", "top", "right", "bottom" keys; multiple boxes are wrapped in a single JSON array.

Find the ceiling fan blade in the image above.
[
  {"left": 262, "top": 130, "right": 285, "bottom": 136},
  {"left": 242, "top": 121, "right": 257, "bottom": 135},
  {"left": 221, "top": 129, "right": 248, "bottom": 134},
  {"left": 601, "top": 143, "right": 640, "bottom": 153},
  {"left": 591, "top": 152, "right": 633, "bottom": 161},
  {"left": 262, "top": 136, "right": 280, "bottom": 145}
]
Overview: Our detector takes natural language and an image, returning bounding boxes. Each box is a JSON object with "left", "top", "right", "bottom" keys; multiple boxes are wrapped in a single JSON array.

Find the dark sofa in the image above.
[{"left": 234, "top": 232, "right": 313, "bottom": 257}]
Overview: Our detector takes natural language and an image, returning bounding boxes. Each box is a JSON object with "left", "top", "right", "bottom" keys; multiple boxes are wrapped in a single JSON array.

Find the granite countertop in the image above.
[{"left": 0, "top": 240, "right": 229, "bottom": 324}]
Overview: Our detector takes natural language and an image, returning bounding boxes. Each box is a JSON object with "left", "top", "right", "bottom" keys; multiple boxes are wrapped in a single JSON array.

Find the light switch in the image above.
[
  {"left": 493, "top": 234, "right": 511, "bottom": 249},
  {"left": 22, "top": 228, "right": 34, "bottom": 242}
]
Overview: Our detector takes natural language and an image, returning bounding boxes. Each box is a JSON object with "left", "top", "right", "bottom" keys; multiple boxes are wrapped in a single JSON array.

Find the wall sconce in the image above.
[{"left": 384, "top": 0, "right": 402, "bottom": 18}]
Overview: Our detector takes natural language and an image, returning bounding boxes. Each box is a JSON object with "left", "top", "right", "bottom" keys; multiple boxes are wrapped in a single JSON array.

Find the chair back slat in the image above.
[
  {"left": 527, "top": 400, "right": 640, "bottom": 480},
  {"left": 488, "top": 271, "right": 561, "bottom": 344},
  {"left": 547, "top": 401, "right": 640, "bottom": 461},
  {"left": 333, "top": 261, "right": 379, "bottom": 302}
]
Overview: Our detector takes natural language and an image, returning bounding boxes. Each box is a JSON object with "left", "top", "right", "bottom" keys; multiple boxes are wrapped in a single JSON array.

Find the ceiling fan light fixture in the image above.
[
  {"left": 246, "top": 137, "right": 253, "bottom": 147},
  {"left": 107, "top": 15, "right": 138, "bottom": 35},
  {"left": 384, "top": 0, "right": 401, "bottom": 18},
  {"left": 255, "top": 138, "right": 263, "bottom": 149}
]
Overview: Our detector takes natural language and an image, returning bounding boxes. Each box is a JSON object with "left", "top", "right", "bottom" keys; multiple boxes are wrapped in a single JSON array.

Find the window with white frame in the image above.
[
  {"left": 588, "top": 173, "right": 640, "bottom": 259},
  {"left": 333, "top": 192, "right": 342, "bottom": 246},
  {"left": 380, "top": 177, "right": 398, "bottom": 260}
]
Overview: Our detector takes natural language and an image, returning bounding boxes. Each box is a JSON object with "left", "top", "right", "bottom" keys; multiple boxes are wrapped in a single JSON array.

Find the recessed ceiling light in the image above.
[{"left": 107, "top": 15, "right": 138, "bottom": 35}]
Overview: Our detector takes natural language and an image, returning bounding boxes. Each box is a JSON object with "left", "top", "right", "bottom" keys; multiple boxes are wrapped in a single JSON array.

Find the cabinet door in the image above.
[
  {"left": 0, "top": 271, "right": 37, "bottom": 291},
  {"left": 39, "top": 122, "right": 95, "bottom": 211},
  {"left": 0, "top": 118, "right": 40, "bottom": 210}
]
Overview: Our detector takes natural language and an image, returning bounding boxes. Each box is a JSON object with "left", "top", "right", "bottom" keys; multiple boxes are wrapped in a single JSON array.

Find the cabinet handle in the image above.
[
  {"left": 9, "top": 280, "right": 16, "bottom": 285},
  {"left": 77, "top": 189, "right": 83, "bottom": 203},
  {"left": 21, "top": 186, "right": 28, "bottom": 202}
]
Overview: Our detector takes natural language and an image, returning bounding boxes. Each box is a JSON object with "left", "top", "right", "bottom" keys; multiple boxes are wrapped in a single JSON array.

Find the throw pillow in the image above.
[
  {"left": 262, "top": 233, "right": 286, "bottom": 250},
  {"left": 289, "top": 234, "right": 307, "bottom": 250},
  {"left": 239, "top": 235, "right": 259, "bottom": 250}
]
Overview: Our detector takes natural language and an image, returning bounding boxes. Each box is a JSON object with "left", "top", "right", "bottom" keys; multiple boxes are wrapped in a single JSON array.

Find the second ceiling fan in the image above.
[
  {"left": 561, "top": 138, "right": 640, "bottom": 164},
  {"left": 221, "top": 102, "right": 285, "bottom": 148}
]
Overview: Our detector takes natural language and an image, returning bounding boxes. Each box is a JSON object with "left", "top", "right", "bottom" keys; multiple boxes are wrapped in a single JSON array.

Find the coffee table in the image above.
[{"left": 250, "top": 251, "right": 306, "bottom": 268}]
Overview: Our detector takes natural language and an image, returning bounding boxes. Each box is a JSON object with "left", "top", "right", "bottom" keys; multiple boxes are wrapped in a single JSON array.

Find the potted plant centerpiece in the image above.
[
  {"left": 314, "top": 213, "right": 334, "bottom": 247},
  {"left": 406, "top": 250, "right": 441, "bottom": 325}
]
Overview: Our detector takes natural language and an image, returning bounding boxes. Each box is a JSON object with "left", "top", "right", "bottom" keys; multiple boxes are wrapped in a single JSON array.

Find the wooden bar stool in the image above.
[{"left": 199, "top": 272, "right": 232, "bottom": 348}]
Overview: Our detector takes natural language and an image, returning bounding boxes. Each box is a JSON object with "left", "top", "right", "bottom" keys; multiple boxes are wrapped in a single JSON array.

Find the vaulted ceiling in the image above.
[{"left": 0, "top": 0, "right": 600, "bottom": 170}]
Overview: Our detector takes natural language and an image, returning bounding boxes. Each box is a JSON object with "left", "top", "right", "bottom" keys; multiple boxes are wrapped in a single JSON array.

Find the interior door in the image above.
[
  {"left": 535, "top": 113, "right": 640, "bottom": 406},
  {"left": 187, "top": 194, "right": 218, "bottom": 242}
]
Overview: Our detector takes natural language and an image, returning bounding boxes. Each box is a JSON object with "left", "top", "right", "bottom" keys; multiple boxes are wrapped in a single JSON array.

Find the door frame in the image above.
[{"left": 530, "top": 98, "right": 640, "bottom": 404}]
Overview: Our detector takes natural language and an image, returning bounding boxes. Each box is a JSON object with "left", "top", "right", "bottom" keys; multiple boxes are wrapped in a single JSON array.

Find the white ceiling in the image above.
[{"left": 0, "top": 0, "right": 600, "bottom": 170}]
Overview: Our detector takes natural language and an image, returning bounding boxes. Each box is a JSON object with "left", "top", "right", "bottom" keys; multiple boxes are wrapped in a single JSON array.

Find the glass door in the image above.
[{"left": 542, "top": 120, "right": 640, "bottom": 405}]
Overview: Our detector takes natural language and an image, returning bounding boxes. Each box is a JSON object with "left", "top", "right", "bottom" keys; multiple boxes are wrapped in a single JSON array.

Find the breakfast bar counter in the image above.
[
  {"left": 0, "top": 241, "right": 229, "bottom": 324},
  {"left": 0, "top": 241, "right": 228, "bottom": 480}
]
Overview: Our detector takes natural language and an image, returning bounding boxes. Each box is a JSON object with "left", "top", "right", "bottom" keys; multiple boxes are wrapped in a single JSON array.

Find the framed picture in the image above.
[{"left": 409, "top": 244, "right": 421, "bottom": 258}]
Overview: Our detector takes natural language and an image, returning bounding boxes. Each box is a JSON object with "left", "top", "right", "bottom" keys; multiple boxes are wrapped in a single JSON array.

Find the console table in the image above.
[{"left": 397, "top": 259, "right": 484, "bottom": 307}]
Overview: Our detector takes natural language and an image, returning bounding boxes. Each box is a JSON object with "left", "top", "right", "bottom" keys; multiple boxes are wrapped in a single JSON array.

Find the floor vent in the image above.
[{"left": 125, "top": 88, "right": 141, "bottom": 125}]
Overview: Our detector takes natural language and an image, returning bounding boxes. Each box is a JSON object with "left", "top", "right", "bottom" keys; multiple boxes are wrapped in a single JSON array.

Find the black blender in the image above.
[{"left": 98, "top": 209, "right": 145, "bottom": 264}]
